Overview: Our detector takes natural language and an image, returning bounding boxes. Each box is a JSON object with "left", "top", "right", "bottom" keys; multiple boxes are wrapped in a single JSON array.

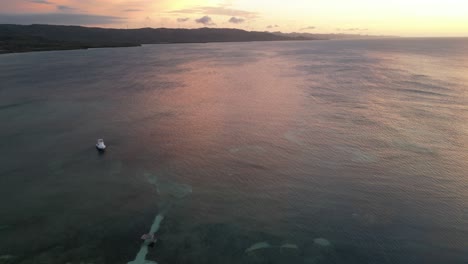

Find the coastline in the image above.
[
  {"left": 0, "top": 39, "right": 319, "bottom": 55},
  {"left": 0, "top": 24, "right": 318, "bottom": 55},
  {"left": 0, "top": 42, "right": 142, "bottom": 54}
]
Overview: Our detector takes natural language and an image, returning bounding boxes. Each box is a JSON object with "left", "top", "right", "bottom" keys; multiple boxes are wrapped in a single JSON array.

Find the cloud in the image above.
[
  {"left": 0, "top": 13, "right": 125, "bottom": 25},
  {"left": 300, "top": 26, "right": 316, "bottom": 30},
  {"left": 267, "top": 24, "right": 279, "bottom": 29},
  {"left": 57, "top": 5, "right": 77, "bottom": 12},
  {"left": 123, "top": 9, "right": 143, "bottom": 12},
  {"left": 228, "top": 17, "right": 244, "bottom": 24},
  {"left": 29, "top": 0, "right": 53, "bottom": 4},
  {"left": 177, "top": 17, "right": 190, "bottom": 22},
  {"left": 169, "top": 6, "right": 258, "bottom": 18},
  {"left": 337, "top": 28, "right": 368, "bottom": 31},
  {"left": 195, "top": 16, "right": 215, "bottom": 26}
]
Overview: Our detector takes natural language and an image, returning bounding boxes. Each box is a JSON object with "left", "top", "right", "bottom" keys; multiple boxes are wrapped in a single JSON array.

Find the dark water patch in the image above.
[
  {"left": 0, "top": 225, "right": 10, "bottom": 231},
  {"left": 412, "top": 74, "right": 429, "bottom": 78},
  {"left": 396, "top": 88, "right": 449, "bottom": 97},
  {"left": 398, "top": 80, "right": 452, "bottom": 92},
  {"left": 0, "top": 100, "right": 40, "bottom": 111}
]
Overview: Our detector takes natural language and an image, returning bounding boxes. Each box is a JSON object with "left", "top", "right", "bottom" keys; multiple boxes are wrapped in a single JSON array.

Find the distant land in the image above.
[
  {"left": 272, "top": 31, "right": 393, "bottom": 40},
  {"left": 0, "top": 24, "right": 389, "bottom": 54}
]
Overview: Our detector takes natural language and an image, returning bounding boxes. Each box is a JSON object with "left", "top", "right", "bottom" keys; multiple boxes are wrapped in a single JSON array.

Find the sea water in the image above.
[{"left": 0, "top": 38, "right": 467, "bottom": 263}]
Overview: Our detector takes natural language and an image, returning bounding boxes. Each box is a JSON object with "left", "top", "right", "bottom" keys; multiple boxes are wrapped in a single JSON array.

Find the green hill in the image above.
[{"left": 0, "top": 24, "right": 305, "bottom": 54}]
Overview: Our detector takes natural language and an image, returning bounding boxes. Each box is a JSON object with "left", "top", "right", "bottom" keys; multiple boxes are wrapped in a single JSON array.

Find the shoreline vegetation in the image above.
[{"left": 0, "top": 24, "right": 387, "bottom": 54}]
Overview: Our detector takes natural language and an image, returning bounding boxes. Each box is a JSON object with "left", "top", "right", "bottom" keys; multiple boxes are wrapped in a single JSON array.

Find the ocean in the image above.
[{"left": 0, "top": 38, "right": 467, "bottom": 264}]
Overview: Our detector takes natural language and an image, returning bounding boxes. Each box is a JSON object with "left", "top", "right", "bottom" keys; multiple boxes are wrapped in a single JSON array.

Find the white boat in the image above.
[{"left": 96, "top": 139, "right": 106, "bottom": 151}]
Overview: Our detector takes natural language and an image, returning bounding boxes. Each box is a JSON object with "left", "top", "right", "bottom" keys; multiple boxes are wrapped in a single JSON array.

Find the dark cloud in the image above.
[
  {"left": 228, "top": 17, "right": 244, "bottom": 24},
  {"left": 169, "top": 6, "right": 258, "bottom": 18},
  {"left": 123, "top": 9, "right": 142, "bottom": 12},
  {"left": 177, "top": 17, "right": 190, "bottom": 22},
  {"left": 0, "top": 13, "right": 125, "bottom": 25},
  {"left": 57, "top": 5, "right": 77, "bottom": 12},
  {"left": 29, "top": 0, "right": 53, "bottom": 4},
  {"left": 195, "top": 16, "right": 215, "bottom": 26},
  {"left": 300, "top": 26, "right": 316, "bottom": 30},
  {"left": 267, "top": 24, "right": 279, "bottom": 29}
]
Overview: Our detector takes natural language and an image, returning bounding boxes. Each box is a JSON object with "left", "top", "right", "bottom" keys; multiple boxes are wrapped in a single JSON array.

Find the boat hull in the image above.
[{"left": 96, "top": 145, "right": 106, "bottom": 151}]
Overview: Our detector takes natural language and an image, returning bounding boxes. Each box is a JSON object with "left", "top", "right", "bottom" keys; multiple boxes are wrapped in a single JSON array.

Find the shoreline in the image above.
[
  {"left": 0, "top": 24, "right": 321, "bottom": 55},
  {"left": 0, "top": 24, "right": 399, "bottom": 55},
  {"left": 0, "top": 43, "right": 142, "bottom": 55},
  {"left": 0, "top": 39, "right": 321, "bottom": 55}
]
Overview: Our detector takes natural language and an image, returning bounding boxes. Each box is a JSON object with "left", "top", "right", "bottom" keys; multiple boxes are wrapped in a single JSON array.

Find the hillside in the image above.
[{"left": 0, "top": 24, "right": 310, "bottom": 54}]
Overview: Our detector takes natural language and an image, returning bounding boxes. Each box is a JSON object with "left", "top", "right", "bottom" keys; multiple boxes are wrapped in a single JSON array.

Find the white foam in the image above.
[
  {"left": 145, "top": 173, "right": 192, "bottom": 199},
  {"left": 246, "top": 242, "right": 299, "bottom": 255},
  {"left": 280, "top": 243, "right": 298, "bottom": 249},
  {"left": 245, "top": 242, "right": 272, "bottom": 253},
  {"left": 128, "top": 172, "right": 192, "bottom": 264},
  {"left": 313, "top": 238, "right": 331, "bottom": 247},
  {"left": 127, "top": 214, "right": 165, "bottom": 264}
]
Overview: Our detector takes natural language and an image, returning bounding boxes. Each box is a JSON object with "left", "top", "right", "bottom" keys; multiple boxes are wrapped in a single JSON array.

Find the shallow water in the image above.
[{"left": 0, "top": 38, "right": 468, "bottom": 264}]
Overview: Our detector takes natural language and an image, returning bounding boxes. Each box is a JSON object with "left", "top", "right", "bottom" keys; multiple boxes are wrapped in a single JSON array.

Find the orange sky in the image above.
[{"left": 1, "top": 0, "right": 468, "bottom": 36}]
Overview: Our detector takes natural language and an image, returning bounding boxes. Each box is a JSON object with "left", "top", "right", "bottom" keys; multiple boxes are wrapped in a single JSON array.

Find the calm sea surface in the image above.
[{"left": 0, "top": 38, "right": 467, "bottom": 264}]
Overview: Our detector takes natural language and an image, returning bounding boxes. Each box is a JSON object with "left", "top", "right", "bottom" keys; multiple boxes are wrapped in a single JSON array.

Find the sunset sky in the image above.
[{"left": 1, "top": 0, "right": 467, "bottom": 36}]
